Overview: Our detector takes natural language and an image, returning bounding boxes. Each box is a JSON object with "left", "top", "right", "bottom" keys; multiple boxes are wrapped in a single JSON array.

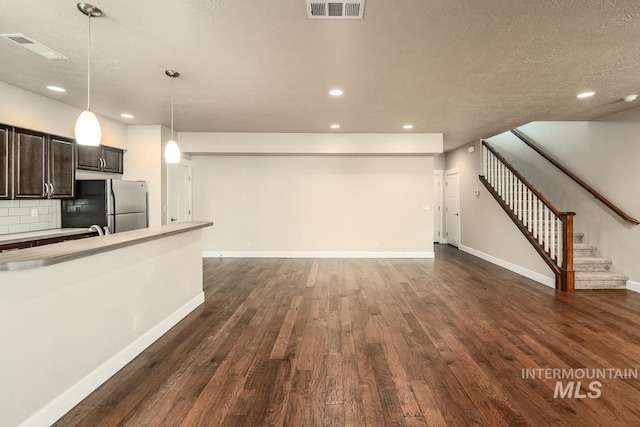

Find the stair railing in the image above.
[
  {"left": 511, "top": 129, "right": 639, "bottom": 225},
  {"left": 480, "top": 140, "right": 575, "bottom": 292}
]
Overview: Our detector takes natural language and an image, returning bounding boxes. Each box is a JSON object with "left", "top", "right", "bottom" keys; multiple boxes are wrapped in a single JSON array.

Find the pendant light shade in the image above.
[
  {"left": 75, "top": 110, "right": 102, "bottom": 146},
  {"left": 165, "top": 139, "right": 181, "bottom": 163},
  {"left": 76, "top": 3, "right": 103, "bottom": 146},
  {"left": 164, "top": 70, "right": 181, "bottom": 164}
]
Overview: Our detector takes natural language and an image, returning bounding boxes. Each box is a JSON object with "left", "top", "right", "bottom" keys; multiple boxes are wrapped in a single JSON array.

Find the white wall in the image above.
[
  {"left": 0, "top": 230, "right": 204, "bottom": 427},
  {"left": 0, "top": 81, "right": 127, "bottom": 149},
  {"left": 487, "top": 109, "right": 640, "bottom": 288},
  {"left": 193, "top": 155, "right": 434, "bottom": 257},
  {"left": 446, "top": 141, "right": 555, "bottom": 286},
  {"left": 180, "top": 132, "right": 443, "bottom": 155},
  {"left": 123, "top": 125, "right": 168, "bottom": 227}
]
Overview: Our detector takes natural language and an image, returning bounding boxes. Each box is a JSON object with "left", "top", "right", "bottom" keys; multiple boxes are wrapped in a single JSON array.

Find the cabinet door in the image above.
[
  {"left": 101, "top": 146, "right": 123, "bottom": 174},
  {"left": 49, "top": 136, "right": 75, "bottom": 199},
  {"left": 77, "top": 144, "right": 101, "bottom": 171},
  {"left": 13, "top": 128, "right": 46, "bottom": 199},
  {"left": 0, "top": 125, "right": 10, "bottom": 199}
]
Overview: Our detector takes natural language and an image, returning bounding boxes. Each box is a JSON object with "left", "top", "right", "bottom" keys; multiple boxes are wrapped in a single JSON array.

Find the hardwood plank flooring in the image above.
[{"left": 55, "top": 245, "right": 640, "bottom": 426}]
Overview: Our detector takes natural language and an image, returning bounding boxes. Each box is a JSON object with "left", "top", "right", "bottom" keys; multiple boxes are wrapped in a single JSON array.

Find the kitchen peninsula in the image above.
[{"left": 0, "top": 221, "right": 212, "bottom": 427}]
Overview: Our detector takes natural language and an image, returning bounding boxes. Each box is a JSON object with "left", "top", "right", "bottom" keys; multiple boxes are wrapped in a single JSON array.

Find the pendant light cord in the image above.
[
  {"left": 171, "top": 76, "right": 175, "bottom": 140},
  {"left": 87, "top": 15, "right": 92, "bottom": 111}
]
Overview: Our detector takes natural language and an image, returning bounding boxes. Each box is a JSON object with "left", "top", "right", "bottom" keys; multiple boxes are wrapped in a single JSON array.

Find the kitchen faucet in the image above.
[{"left": 88, "top": 224, "right": 104, "bottom": 236}]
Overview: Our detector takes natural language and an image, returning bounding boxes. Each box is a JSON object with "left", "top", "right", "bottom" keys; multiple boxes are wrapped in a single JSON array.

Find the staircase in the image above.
[
  {"left": 480, "top": 141, "right": 629, "bottom": 292},
  {"left": 573, "top": 233, "right": 628, "bottom": 289}
]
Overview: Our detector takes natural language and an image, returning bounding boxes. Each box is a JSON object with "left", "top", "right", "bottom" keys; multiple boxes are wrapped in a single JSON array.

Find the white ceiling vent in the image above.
[
  {"left": 0, "top": 34, "right": 68, "bottom": 60},
  {"left": 307, "top": 0, "right": 365, "bottom": 19}
]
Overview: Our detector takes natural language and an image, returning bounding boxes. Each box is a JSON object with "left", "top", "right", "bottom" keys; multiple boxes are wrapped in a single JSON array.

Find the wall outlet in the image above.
[{"left": 31, "top": 208, "right": 38, "bottom": 218}]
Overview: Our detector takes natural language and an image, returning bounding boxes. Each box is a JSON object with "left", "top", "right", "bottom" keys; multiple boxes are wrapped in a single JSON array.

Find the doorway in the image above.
[
  {"left": 167, "top": 160, "right": 193, "bottom": 224},
  {"left": 445, "top": 168, "right": 460, "bottom": 247}
]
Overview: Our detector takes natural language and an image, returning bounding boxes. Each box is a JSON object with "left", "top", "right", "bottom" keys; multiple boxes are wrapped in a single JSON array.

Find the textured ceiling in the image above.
[{"left": 1, "top": 0, "right": 640, "bottom": 151}]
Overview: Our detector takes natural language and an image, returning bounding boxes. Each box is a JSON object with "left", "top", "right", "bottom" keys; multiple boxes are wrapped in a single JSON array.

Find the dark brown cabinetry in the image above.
[
  {"left": 13, "top": 128, "right": 75, "bottom": 199},
  {"left": 0, "top": 124, "right": 10, "bottom": 199},
  {"left": 77, "top": 145, "right": 123, "bottom": 174}
]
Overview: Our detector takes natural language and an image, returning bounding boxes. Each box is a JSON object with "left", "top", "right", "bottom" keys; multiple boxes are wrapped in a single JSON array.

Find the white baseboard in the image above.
[
  {"left": 627, "top": 280, "right": 640, "bottom": 294},
  {"left": 203, "top": 251, "right": 435, "bottom": 259},
  {"left": 22, "top": 292, "right": 205, "bottom": 427},
  {"left": 458, "top": 245, "right": 555, "bottom": 288}
]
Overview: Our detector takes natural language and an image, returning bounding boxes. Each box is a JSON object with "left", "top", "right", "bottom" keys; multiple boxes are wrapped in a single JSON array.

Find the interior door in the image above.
[
  {"left": 445, "top": 170, "right": 460, "bottom": 247},
  {"left": 167, "top": 162, "right": 192, "bottom": 224}
]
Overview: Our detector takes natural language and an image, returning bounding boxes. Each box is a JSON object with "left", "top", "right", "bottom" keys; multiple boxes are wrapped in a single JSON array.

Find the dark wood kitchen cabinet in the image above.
[
  {"left": 77, "top": 144, "right": 123, "bottom": 174},
  {"left": 13, "top": 128, "right": 75, "bottom": 199},
  {"left": 0, "top": 124, "right": 10, "bottom": 199}
]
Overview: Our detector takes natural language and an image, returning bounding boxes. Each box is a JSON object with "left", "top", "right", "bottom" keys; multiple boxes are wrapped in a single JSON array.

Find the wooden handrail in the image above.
[{"left": 511, "top": 129, "right": 639, "bottom": 225}]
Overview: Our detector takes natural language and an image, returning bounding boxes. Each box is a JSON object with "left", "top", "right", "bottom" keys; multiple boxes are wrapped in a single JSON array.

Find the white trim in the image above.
[
  {"left": 21, "top": 292, "right": 205, "bottom": 427},
  {"left": 458, "top": 244, "right": 555, "bottom": 288},
  {"left": 627, "top": 279, "right": 640, "bottom": 293},
  {"left": 203, "top": 251, "right": 435, "bottom": 259},
  {"left": 444, "top": 168, "right": 461, "bottom": 247},
  {"left": 433, "top": 170, "right": 446, "bottom": 244}
]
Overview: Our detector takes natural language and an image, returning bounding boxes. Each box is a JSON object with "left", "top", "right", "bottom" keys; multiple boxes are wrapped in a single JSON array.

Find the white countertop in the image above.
[{"left": 0, "top": 221, "right": 213, "bottom": 271}]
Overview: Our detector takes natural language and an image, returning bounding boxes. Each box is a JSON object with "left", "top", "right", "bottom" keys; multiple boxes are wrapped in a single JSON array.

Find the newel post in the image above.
[{"left": 560, "top": 212, "right": 575, "bottom": 292}]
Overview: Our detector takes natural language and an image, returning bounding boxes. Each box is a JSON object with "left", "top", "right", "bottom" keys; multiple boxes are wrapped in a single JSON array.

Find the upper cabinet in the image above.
[
  {"left": 49, "top": 135, "right": 75, "bottom": 198},
  {"left": 0, "top": 124, "right": 10, "bottom": 199},
  {"left": 77, "top": 144, "right": 123, "bottom": 174},
  {"left": 13, "top": 128, "right": 75, "bottom": 199}
]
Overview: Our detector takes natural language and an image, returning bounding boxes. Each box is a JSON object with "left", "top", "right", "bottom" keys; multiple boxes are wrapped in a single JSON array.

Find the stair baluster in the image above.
[{"left": 480, "top": 141, "right": 575, "bottom": 292}]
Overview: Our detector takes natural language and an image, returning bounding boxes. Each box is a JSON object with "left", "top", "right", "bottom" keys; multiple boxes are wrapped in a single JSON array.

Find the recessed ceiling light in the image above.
[
  {"left": 120, "top": 113, "right": 134, "bottom": 119},
  {"left": 577, "top": 91, "right": 595, "bottom": 99},
  {"left": 403, "top": 124, "right": 414, "bottom": 129},
  {"left": 329, "top": 89, "right": 343, "bottom": 96},
  {"left": 623, "top": 94, "right": 638, "bottom": 103},
  {"left": 46, "top": 85, "right": 66, "bottom": 92},
  {"left": 330, "top": 124, "right": 340, "bottom": 129}
]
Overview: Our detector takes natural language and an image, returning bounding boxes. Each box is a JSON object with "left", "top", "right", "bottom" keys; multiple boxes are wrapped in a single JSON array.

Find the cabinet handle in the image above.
[
  {"left": 44, "top": 182, "right": 48, "bottom": 197},
  {"left": 49, "top": 183, "right": 54, "bottom": 197}
]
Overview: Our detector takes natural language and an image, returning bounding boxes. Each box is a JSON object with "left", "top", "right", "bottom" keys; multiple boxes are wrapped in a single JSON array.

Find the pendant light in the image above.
[
  {"left": 75, "top": 3, "right": 103, "bottom": 146},
  {"left": 165, "top": 70, "right": 181, "bottom": 164}
]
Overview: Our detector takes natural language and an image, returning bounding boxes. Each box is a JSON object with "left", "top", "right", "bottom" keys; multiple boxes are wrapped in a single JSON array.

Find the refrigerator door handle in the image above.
[{"left": 110, "top": 190, "right": 116, "bottom": 233}]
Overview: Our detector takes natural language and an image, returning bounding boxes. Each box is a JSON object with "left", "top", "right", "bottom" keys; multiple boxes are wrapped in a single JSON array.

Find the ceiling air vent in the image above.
[
  {"left": 0, "top": 33, "right": 68, "bottom": 60},
  {"left": 307, "top": 0, "right": 365, "bottom": 19}
]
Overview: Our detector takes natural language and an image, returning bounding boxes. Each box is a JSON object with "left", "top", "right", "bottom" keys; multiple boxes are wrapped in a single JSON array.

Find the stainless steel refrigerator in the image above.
[{"left": 61, "top": 179, "right": 148, "bottom": 233}]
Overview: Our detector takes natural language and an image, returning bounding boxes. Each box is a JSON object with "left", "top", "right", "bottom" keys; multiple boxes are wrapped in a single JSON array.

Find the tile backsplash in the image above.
[{"left": 0, "top": 200, "right": 61, "bottom": 235}]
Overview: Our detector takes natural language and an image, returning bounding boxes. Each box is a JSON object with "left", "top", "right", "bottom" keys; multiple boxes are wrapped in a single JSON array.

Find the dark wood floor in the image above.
[{"left": 56, "top": 245, "right": 640, "bottom": 426}]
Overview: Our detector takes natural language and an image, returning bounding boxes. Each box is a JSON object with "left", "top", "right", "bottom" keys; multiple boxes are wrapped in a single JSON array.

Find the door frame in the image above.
[
  {"left": 433, "top": 170, "right": 445, "bottom": 244},
  {"left": 166, "top": 158, "right": 193, "bottom": 224},
  {"left": 445, "top": 167, "right": 461, "bottom": 247}
]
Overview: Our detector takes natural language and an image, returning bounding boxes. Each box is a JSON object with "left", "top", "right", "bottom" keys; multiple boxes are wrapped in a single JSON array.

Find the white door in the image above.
[
  {"left": 167, "top": 162, "right": 192, "bottom": 224},
  {"left": 433, "top": 171, "right": 444, "bottom": 243},
  {"left": 445, "top": 170, "right": 460, "bottom": 247}
]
